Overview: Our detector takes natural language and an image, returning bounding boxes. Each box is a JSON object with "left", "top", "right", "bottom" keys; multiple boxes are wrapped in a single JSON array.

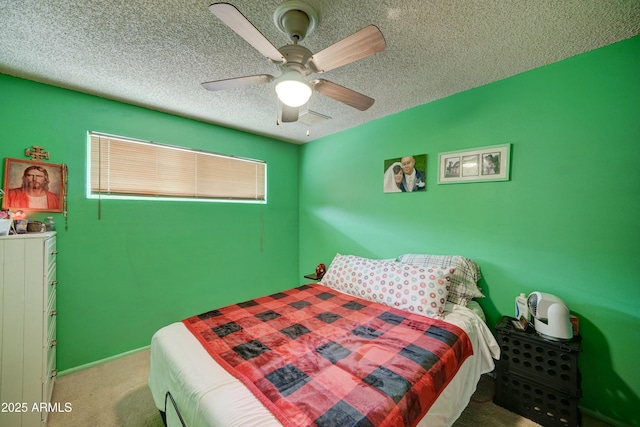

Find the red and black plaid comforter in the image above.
[{"left": 183, "top": 284, "right": 473, "bottom": 427}]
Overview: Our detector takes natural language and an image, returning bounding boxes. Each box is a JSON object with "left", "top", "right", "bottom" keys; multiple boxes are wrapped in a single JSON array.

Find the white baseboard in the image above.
[{"left": 57, "top": 345, "right": 150, "bottom": 377}]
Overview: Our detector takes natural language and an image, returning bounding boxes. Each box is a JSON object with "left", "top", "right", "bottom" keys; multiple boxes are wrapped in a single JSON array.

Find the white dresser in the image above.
[{"left": 0, "top": 232, "right": 57, "bottom": 426}]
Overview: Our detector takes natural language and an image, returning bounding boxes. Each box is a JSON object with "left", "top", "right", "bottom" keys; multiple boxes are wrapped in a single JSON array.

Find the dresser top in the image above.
[{"left": 0, "top": 231, "right": 56, "bottom": 240}]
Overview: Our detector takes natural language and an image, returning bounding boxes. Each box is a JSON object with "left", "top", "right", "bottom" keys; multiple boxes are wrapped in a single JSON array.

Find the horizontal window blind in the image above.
[{"left": 88, "top": 133, "right": 266, "bottom": 202}]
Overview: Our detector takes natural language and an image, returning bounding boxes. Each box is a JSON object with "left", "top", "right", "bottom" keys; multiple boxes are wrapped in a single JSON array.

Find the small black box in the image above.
[
  {"left": 495, "top": 316, "right": 582, "bottom": 397},
  {"left": 494, "top": 369, "right": 582, "bottom": 427}
]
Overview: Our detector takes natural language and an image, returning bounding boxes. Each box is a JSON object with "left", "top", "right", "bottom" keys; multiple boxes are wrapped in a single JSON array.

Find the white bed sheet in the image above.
[{"left": 149, "top": 301, "right": 500, "bottom": 427}]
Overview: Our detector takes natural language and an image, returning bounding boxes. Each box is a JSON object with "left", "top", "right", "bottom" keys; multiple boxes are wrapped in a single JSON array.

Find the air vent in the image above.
[{"left": 299, "top": 110, "right": 331, "bottom": 126}]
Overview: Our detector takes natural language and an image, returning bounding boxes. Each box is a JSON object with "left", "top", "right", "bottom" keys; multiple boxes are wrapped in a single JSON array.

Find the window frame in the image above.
[{"left": 85, "top": 132, "right": 267, "bottom": 204}]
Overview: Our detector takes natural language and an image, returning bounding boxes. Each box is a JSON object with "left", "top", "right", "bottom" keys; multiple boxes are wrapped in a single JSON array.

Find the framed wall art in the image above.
[
  {"left": 438, "top": 144, "right": 511, "bottom": 184},
  {"left": 383, "top": 154, "right": 427, "bottom": 193},
  {"left": 2, "top": 158, "right": 65, "bottom": 212}
]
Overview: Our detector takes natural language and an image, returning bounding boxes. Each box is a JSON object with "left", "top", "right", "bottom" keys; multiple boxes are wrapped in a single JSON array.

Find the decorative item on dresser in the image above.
[
  {"left": 494, "top": 316, "right": 582, "bottom": 427},
  {"left": 0, "top": 232, "right": 58, "bottom": 427}
]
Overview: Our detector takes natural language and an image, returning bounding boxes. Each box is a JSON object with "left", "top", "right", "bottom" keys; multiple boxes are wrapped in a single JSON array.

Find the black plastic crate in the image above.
[
  {"left": 495, "top": 369, "right": 582, "bottom": 427},
  {"left": 496, "top": 316, "right": 582, "bottom": 397}
]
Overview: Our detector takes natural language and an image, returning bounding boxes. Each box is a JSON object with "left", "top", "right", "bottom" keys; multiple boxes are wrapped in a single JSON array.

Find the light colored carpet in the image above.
[
  {"left": 48, "top": 348, "right": 611, "bottom": 427},
  {"left": 48, "top": 349, "right": 164, "bottom": 427}
]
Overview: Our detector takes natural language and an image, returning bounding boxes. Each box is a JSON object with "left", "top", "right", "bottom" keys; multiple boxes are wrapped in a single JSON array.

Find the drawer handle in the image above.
[
  {"left": 50, "top": 310, "right": 58, "bottom": 317},
  {"left": 50, "top": 339, "right": 58, "bottom": 348},
  {"left": 50, "top": 280, "right": 58, "bottom": 286},
  {"left": 50, "top": 369, "right": 58, "bottom": 379},
  {"left": 51, "top": 250, "right": 58, "bottom": 255}
]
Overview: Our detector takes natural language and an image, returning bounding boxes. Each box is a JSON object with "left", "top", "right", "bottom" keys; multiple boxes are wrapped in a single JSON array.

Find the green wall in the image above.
[
  {"left": 2, "top": 35, "right": 639, "bottom": 427},
  {"left": 299, "top": 36, "right": 640, "bottom": 426},
  {"left": 0, "top": 74, "right": 300, "bottom": 371}
]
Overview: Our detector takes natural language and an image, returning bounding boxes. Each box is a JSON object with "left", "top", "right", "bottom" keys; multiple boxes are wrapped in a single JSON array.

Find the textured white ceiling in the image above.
[{"left": 1, "top": 1, "right": 639, "bottom": 144}]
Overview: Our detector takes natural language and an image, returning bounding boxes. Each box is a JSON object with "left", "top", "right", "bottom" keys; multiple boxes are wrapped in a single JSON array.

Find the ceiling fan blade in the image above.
[
  {"left": 281, "top": 104, "right": 299, "bottom": 123},
  {"left": 310, "top": 25, "right": 386, "bottom": 73},
  {"left": 209, "top": 3, "right": 284, "bottom": 63},
  {"left": 201, "top": 74, "right": 274, "bottom": 91},
  {"left": 313, "top": 79, "right": 375, "bottom": 111}
]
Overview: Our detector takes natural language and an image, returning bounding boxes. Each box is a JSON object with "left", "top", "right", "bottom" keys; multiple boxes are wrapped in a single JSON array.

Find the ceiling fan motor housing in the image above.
[
  {"left": 278, "top": 45, "right": 313, "bottom": 75},
  {"left": 273, "top": 1, "right": 319, "bottom": 42},
  {"left": 280, "top": 9, "right": 309, "bottom": 41}
]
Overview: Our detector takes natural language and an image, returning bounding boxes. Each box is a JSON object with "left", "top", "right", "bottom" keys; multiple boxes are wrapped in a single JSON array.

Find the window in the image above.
[{"left": 87, "top": 132, "right": 266, "bottom": 203}]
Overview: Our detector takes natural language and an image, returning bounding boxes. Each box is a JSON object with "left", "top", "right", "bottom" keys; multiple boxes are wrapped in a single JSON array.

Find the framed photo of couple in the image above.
[
  {"left": 438, "top": 143, "right": 511, "bottom": 184},
  {"left": 383, "top": 154, "right": 427, "bottom": 193}
]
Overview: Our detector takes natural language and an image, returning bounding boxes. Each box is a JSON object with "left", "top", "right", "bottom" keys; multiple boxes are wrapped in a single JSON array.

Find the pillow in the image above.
[
  {"left": 321, "top": 254, "right": 453, "bottom": 319},
  {"left": 397, "top": 254, "right": 484, "bottom": 306}
]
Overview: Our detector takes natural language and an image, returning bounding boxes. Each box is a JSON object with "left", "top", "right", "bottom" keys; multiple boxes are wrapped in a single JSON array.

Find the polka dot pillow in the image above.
[
  {"left": 397, "top": 254, "right": 484, "bottom": 306},
  {"left": 321, "top": 253, "right": 454, "bottom": 319}
]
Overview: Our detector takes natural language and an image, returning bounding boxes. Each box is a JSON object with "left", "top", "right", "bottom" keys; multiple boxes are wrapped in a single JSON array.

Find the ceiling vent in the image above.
[{"left": 298, "top": 110, "right": 331, "bottom": 126}]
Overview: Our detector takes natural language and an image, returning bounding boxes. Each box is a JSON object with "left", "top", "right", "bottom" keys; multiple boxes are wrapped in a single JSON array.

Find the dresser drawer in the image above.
[
  {"left": 43, "top": 342, "right": 57, "bottom": 404},
  {"left": 45, "top": 236, "right": 57, "bottom": 271},
  {"left": 47, "top": 278, "right": 56, "bottom": 312},
  {"left": 47, "top": 304, "right": 57, "bottom": 347},
  {"left": 47, "top": 277, "right": 57, "bottom": 311},
  {"left": 46, "top": 261, "right": 56, "bottom": 311},
  {"left": 47, "top": 260, "right": 57, "bottom": 285}
]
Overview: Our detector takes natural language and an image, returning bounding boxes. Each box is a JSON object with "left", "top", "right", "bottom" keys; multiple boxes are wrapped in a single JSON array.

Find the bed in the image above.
[{"left": 148, "top": 254, "right": 500, "bottom": 427}]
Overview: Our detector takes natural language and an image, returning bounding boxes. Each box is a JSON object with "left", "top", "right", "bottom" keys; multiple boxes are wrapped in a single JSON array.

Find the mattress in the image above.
[{"left": 149, "top": 300, "right": 500, "bottom": 427}]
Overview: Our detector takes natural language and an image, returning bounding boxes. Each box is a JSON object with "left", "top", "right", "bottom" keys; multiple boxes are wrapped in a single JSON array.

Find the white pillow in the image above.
[
  {"left": 397, "top": 254, "right": 484, "bottom": 306},
  {"left": 321, "top": 254, "right": 453, "bottom": 319}
]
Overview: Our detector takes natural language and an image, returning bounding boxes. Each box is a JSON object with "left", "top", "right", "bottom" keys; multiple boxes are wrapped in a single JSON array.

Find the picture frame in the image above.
[
  {"left": 2, "top": 158, "right": 65, "bottom": 212},
  {"left": 383, "top": 154, "right": 427, "bottom": 193},
  {"left": 438, "top": 143, "right": 511, "bottom": 184}
]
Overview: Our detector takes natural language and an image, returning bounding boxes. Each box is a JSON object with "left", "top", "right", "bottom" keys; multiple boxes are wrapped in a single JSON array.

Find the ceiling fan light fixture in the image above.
[{"left": 275, "top": 72, "right": 312, "bottom": 107}]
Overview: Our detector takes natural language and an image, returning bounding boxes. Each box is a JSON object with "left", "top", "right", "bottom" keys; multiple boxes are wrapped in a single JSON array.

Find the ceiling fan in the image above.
[{"left": 202, "top": 1, "right": 386, "bottom": 123}]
